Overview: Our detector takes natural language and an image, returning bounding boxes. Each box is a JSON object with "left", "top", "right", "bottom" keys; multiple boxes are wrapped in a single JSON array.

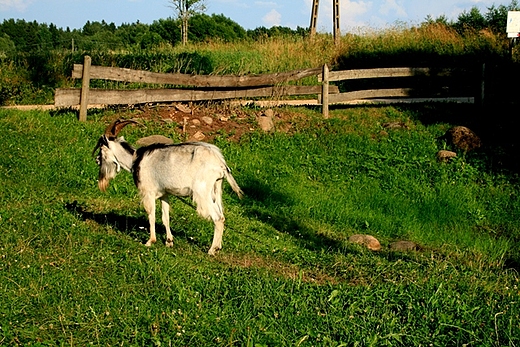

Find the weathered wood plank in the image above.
[
  {"left": 55, "top": 85, "right": 333, "bottom": 107},
  {"left": 72, "top": 64, "right": 322, "bottom": 87},
  {"left": 327, "top": 88, "right": 414, "bottom": 103},
  {"left": 318, "top": 67, "right": 457, "bottom": 82},
  {"left": 326, "top": 88, "right": 474, "bottom": 104}
]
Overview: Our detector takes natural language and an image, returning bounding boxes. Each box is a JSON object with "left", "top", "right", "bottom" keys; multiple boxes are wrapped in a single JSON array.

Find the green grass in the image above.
[{"left": 0, "top": 105, "right": 519, "bottom": 346}]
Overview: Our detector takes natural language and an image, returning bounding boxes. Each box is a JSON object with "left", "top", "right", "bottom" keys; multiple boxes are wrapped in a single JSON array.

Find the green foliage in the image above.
[
  {"left": 0, "top": 106, "right": 518, "bottom": 346},
  {"left": 0, "top": 34, "right": 15, "bottom": 56},
  {"left": 189, "top": 13, "right": 247, "bottom": 42}
]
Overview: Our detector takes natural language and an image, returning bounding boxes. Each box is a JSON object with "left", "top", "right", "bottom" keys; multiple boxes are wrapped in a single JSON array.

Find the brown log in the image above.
[
  {"left": 54, "top": 85, "right": 333, "bottom": 107},
  {"left": 318, "top": 67, "right": 458, "bottom": 82},
  {"left": 72, "top": 64, "right": 322, "bottom": 87}
]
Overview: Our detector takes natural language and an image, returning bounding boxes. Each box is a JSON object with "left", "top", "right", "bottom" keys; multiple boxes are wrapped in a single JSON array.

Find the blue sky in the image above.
[{"left": 0, "top": 0, "right": 515, "bottom": 32}]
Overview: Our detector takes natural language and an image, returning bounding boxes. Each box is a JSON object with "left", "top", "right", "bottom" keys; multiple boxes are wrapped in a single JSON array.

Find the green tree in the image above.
[
  {"left": 168, "top": 0, "right": 207, "bottom": 45},
  {"left": 189, "top": 13, "right": 246, "bottom": 42},
  {"left": 486, "top": 0, "right": 520, "bottom": 33},
  {"left": 455, "top": 7, "right": 486, "bottom": 33},
  {"left": 150, "top": 18, "right": 181, "bottom": 46},
  {"left": 0, "top": 34, "right": 15, "bottom": 56}
]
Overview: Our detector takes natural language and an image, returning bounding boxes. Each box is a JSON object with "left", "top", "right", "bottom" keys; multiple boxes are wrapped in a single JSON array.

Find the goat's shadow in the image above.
[{"left": 64, "top": 200, "right": 208, "bottom": 249}]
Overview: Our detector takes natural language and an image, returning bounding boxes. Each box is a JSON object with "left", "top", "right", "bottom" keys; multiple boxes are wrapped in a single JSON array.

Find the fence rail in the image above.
[
  {"left": 54, "top": 56, "right": 483, "bottom": 121},
  {"left": 319, "top": 64, "right": 482, "bottom": 118}
]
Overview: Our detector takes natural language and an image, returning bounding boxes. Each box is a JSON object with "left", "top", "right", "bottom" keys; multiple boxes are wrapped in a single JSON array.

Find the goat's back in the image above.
[{"left": 133, "top": 142, "right": 231, "bottom": 197}]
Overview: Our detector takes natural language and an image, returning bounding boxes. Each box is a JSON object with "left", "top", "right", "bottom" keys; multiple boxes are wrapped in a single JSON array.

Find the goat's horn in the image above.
[{"left": 104, "top": 119, "right": 139, "bottom": 138}]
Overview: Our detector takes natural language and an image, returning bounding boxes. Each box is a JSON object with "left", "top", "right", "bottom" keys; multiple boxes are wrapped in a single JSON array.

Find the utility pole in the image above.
[
  {"left": 310, "top": 0, "right": 319, "bottom": 39},
  {"left": 333, "top": 0, "right": 341, "bottom": 45},
  {"left": 309, "top": 0, "right": 341, "bottom": 45}
]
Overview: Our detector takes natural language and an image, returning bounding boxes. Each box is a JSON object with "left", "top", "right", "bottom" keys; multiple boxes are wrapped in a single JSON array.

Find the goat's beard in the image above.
[
  {"left": 98, "top": 163, "right": 118, "bottom": 192},
  {"left": 98, "top": 177, "right": 110, "bottom": 192}
]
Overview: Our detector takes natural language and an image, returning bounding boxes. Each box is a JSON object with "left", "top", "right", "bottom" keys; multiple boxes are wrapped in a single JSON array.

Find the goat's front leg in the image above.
[
  {"left": 142, "top": 195, "right": 157, "bottom": 247},
  {"left": 208, "top": 218, "right": 225, "bottom": 256},
  {"left": 160, "top": 196, "right": 173, "bottom": 247}
]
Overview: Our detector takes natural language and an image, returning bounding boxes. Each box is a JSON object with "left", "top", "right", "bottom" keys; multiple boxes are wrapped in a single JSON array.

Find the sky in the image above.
[{"left": 0, "top": 0, "right": 516, "bottom": 33}]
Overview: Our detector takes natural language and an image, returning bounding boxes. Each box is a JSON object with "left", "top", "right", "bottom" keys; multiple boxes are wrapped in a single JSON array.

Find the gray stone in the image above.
[
  {"left": 389, "top": 240, "right": 419, "bottom": 252},
  {"left": 257, "top": 109, "right": 275, "bottom": 132}
]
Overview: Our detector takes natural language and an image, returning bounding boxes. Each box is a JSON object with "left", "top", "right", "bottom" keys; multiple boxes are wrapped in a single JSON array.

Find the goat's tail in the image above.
[{"left": 224, "top": 167, "right": 244, "bottom": 199}]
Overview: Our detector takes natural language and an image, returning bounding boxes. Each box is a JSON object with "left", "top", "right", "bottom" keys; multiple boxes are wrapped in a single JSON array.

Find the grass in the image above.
[{"left": 0, "top": 103, "right": 519, "bottom": 346}]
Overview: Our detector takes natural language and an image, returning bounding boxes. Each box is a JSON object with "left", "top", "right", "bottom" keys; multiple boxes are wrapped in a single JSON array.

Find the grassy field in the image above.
[{"left": 0, "top": 103, "right": 519, "bottom": 346}]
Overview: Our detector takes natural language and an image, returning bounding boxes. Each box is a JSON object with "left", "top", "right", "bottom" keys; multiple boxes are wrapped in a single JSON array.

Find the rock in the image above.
[
  {"left": 174, "top": 103, "right": 191, "bottom": 114},
  {"left": 443, "top": 126, "right": 481, "bottom": 152},
  {"left": 136, "top": 135, "right": 174, "bottom": 146},
  {"left": 382, "top": 121, "right": 409, "bottom": 130},
  {"left": 191, "top": 119, "right": 201, "bottom": 126},
  {"left": 437, "top": 150, "right": 457, "bottom": 163},
  {"left": 201, "top": 116, "right": 213, "bottom": 125},
  {"left": 349, "top": 234, "right": 381, "bottom": 251},
  {"left": 389, "top": 241, "right": 419, "bottom": 252},
  {"left": 190, "top": 131, "right": 205, "bottom": 141},
  {"left": 257, "top": 109, "right": 275, "bottom": 132}
]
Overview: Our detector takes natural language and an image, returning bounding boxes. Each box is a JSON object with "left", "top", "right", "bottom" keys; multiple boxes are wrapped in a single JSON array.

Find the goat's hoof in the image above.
[
  {"left": 208, "top": 247, "right": 221, "bottom": 256},
  {"left": 165, "top": 240, "right": 174, "bottom": 248},
  {"left": 144, "top": 240, "right": 155, "bottom": 247}
]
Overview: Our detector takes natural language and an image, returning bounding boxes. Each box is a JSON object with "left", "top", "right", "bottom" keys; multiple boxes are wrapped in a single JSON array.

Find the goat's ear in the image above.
[{"left": 92, "top": 135, "right": 110, "bottom": 156}]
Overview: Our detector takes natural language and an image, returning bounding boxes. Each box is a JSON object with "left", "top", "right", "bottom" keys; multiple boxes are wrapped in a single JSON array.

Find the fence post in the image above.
[
  {"left": 479, "top": 63, "right": 486, "bottom": 107},
  {"left": 322, "top": 64, "right": 329, "bottom": 118},
  {"left": 79, "top": 55, "right": 91, "bottom": 122}
]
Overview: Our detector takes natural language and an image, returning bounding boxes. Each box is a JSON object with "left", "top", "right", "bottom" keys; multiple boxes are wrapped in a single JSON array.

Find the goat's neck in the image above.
[{"left": 112, "top": 141, "right": 135, "bottom": 172}]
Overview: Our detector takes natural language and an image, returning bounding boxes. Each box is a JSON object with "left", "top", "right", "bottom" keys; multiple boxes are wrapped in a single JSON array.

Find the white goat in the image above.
[{"left": 93, "top": 119, "right": 243, "bottom": 255}]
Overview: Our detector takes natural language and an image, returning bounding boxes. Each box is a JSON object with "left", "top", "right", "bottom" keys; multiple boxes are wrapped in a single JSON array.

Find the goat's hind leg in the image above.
[
  {"left": 208, "top": 217, "right": 225, "bottom": 256},
  {"left": 142, "top": 194, "right": 157, "bottom": 247},
  {"left": 160, "top": 196, "right": 174, "bottom": 247},
  {"left": 207, "top": 179, "right": 225, "bottom": 256}
]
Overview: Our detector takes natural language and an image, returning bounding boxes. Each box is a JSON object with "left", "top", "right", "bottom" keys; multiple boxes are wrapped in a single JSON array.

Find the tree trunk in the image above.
[{"left": 182, "top": 18, "right": 188, "bottom": 45}]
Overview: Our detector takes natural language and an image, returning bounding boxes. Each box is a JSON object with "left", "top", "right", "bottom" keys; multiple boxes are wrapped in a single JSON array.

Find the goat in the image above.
[{"left": 93, "top": 119, "right": 243, "bottom": 255}]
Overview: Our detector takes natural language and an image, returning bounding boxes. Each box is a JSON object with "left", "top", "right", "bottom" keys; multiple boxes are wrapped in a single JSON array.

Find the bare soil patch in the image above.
[{"left": 118, "top": 103, "right": 310, "bottom": 142}]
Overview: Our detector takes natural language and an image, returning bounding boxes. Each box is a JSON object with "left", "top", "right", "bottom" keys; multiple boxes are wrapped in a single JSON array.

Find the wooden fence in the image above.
[
  {"left": 55, "top": 56, "right": 483, "bottom": 121},
  {"left": 319, "top": 64, "right": 483, "bottom": 118}
]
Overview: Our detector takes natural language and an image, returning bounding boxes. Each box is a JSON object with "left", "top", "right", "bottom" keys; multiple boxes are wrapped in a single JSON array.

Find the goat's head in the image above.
[{"left": 93, "top": 119, "right": 138, "bottom": 192}]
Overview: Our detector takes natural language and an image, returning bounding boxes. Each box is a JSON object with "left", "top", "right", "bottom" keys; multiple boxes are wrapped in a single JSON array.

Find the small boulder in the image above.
[
  {"left": 190, "top": 131, "right": 205, "bottom": 141},
  {"left": 349, "top": 234, "right": 381, "bottom": 251},
  {"left": 382, "top": 121, "right": 409, "bottom": 130},
  {"left": 257, "top": 109, "right": 275, "bottom": 132},
  {"left": 443, "top": 126, "right": 481, "bottom": 152},
  {"left": 389, "top": 241, "right": 419, "bottom": 252},
  {"left": 437, "top": 150, "right": 457, "bottom": 163},
  {"left": 174, "top": 103, "right": 191, "bottom": 114},
  {"left": 201, "top": 116, "right": 213, "bottom": 125},
  {"left": 136, "top": 135, "right": 174, "bottom": 147}
]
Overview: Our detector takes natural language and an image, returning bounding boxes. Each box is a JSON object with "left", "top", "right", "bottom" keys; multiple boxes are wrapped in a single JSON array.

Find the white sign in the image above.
[{"left": 507, "top": 11, "right": 520, "bottom": 38}]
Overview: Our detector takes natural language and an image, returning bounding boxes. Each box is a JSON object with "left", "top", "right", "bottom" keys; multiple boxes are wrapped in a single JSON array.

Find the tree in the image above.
[
  {"left": 485, "top": 0, "right": 519, "bottom": 33},
  {"left": 168, "top": 0, "right": 206, "bottom": 45},
  {"left": 455, "top": 7, "right": 486, "bottom": 33},
  {"left": 189, "top": 13, "right": 246, "bottom": 42}
]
